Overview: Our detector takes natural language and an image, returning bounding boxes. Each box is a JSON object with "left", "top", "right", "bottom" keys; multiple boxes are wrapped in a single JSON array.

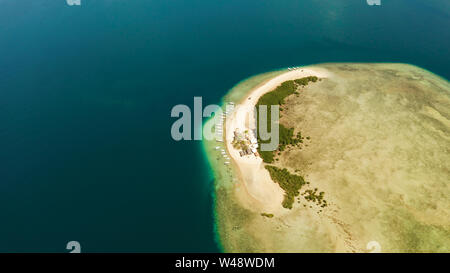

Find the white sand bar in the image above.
[{"left": 224, "top": 67, "right": 331, "bottom": 212}]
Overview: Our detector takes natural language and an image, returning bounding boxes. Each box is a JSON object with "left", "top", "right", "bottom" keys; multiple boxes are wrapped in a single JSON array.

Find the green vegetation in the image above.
[
  {"left": 232, "top": 139, "right": 248, "bottom": 150},
  {"left": 259, "top": 150, "right": 275, "bottom": 163},
  {"left": 265, "top": 166, "right": 306, "bottom": 209},
  {"left": 294, "top": 76, "right": 318, "bottom": 86},
  {"left": 303, "top": 189, "right": 327, "bottom": 207},
  {"left": 256, "top": 77, "right": 319, "bottom": 163},
  {"left": 261, "top": 213, "right": 274, "bottom": 218}
]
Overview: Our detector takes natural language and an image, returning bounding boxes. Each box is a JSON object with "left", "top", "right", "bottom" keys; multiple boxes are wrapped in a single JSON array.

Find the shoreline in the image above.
[
  {"left": 224, "top": 67, "right": 331, "bottom": 214},
  {"left": 203, "top": 63, "right": 450, "bottom": 252},
  {"left": 202, "top": 65, "right": 330, "bottom": 250},
  {"left": 201, "top": 69, "right": 287, "bottom": 251}
]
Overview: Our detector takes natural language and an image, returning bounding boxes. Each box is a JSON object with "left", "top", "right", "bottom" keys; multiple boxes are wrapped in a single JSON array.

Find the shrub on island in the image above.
[
  {"left": 265, "top": 166, "right": 306, "bottom": 209},
  {"left": 261, "top": 213, "right": 274, "bottom": 218}
]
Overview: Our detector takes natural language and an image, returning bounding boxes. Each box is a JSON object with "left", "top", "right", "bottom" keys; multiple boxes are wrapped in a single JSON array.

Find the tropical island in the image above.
[{"left": 203, "top": 63, "right": 450, "bottom": 253}]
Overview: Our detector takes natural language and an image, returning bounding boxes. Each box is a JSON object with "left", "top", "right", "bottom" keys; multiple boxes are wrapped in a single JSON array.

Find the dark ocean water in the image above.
[{"left": 0, "top": 0, "right": 448, "bottom": 252}]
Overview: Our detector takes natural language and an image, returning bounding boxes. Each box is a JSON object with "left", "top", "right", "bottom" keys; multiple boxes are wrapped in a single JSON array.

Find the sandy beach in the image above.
[{"left": 224, "top": 67, "right": 331, "bottom": 214}]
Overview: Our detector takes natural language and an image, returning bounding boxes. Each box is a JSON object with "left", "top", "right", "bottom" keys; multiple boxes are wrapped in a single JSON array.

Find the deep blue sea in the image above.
[{"left": 0, "top": 0, "right": 448, "bottom": 252}]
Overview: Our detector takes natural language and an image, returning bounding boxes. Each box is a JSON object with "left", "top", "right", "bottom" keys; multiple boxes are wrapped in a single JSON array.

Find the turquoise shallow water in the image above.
[{"left": 0, "top": 0, "right": 448, "bottom": 252}]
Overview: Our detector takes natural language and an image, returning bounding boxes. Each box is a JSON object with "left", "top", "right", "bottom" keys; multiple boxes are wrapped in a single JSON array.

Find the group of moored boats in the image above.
[
  {"left": 215, "top": 146, "right": 230, "bottom": 165},
  {"left": 211, "top": 102, "right": 236, "bottom": 166},
  {"left": 215, "top": 101, "right": 235, "bottom": 143}
]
